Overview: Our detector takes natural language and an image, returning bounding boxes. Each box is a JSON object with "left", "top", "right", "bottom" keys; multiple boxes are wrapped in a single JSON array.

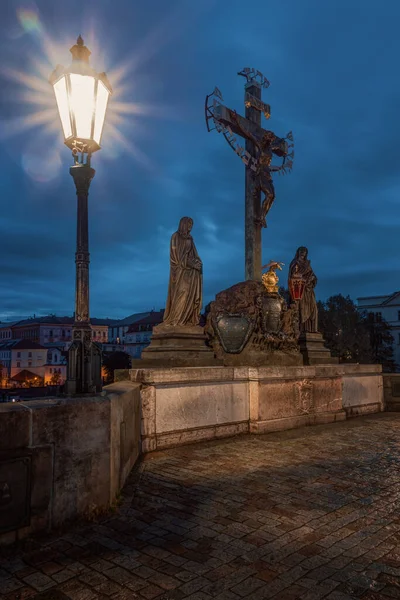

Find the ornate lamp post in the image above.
[{"left": 50, "top": 36, "right": 112, "bottom": 394}]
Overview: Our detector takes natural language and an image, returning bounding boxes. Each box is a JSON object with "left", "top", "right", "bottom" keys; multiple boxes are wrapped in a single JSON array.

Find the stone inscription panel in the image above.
[{"left": 0, "top": 456, "right": 31, "bottom": 533}]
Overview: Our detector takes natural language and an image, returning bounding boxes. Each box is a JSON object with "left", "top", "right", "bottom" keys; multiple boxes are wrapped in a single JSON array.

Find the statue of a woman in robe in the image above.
[
  {"left": 288, "top": 247, "right": 318, "bottom": 333},
  {"left": 162, "top": 217, "right": 203, "bottom": 327}
]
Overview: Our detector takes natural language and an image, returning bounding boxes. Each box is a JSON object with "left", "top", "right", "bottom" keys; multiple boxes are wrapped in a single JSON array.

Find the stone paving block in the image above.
[
  {"left": 0, "top": 577, "right": 25, "bottom": 594},
  {"left": 51, "top": 569, "right": 77, "bottom": 583},
  {"left": 21, "top": 572, "right": 56, "bottom": 592},
  {"left": 230, "top": 575, "right": 265, "bottom": 596},
  {"left": 4, "top": 415, "right": 400, "bottom": 599}
]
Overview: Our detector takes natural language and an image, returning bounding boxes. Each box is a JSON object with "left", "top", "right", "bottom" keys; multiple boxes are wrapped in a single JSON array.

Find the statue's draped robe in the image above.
[
  {"left": 163, "top": 228, "right": 202, "bottom": 327},
  {"left": 289, "top": 257, "right": 318, "bottom": 333}
]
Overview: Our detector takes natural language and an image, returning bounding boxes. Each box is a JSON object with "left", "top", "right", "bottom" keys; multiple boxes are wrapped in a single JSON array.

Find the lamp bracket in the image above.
[{"left": 72, "top": 140, "right": 92, "bottom": 167}]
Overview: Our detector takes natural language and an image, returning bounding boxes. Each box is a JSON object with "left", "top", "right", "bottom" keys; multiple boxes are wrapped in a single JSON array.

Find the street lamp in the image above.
[{"left": 50, "top": 36, "right": 112, "bottom": 394}]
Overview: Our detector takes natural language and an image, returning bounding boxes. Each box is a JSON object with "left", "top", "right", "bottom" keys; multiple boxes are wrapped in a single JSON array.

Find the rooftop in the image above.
[
  {"left": 111, "top": 312, "right": 151, "bottom": 327},
  {"left": 127, "top": 310, "right": 164, "bottom": 332},
  {"left": 12, "top": 340, "right": 46, "bottom": 350},
  {"left": 13, "top": 316, "right": 74, "bottom": 326}
]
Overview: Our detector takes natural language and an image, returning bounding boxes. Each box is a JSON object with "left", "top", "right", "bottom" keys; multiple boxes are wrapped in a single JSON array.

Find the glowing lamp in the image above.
[
  {"left": 289, "top": 266, "right": 305, "bottom": 301},
  {"left": 49, "top": 35, "right": 112, "bottom": 153}
]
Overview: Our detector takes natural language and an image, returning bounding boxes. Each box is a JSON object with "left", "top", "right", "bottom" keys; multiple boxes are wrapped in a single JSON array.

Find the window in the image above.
[
  {"left": 49, "top": 330, "right": 53, "bottom": 337},
  {"left": 398, "top": 333, "right": 400, "bottom": 346},
  {"left": 398, "top": 311, "right": 400, "bottom": 322},
  {"left": 62, "top": 329, "right": 65, "bottom": 337},
  {"left": 28, "top": 352, "right": 32, "bottom": 358},
  {"left": 17, "top": 362, "right": 20, "bottom": 368},
  {"left": 375, "top": 312, "right": 382, "bottom": 322},
  {"left": 17, "top": 352, "right": 21, "bottom": 358},
  {"left": 28, "top": 361, "right": 32, "bottom": 367}
]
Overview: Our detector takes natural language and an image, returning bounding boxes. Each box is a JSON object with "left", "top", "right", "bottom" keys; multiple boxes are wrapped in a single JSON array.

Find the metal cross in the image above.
[{"left": 205, "top": 68, "right": 294, "bottom": 281}]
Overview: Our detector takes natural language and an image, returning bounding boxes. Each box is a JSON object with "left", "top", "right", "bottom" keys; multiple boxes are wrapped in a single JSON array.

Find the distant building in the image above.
[
  {"left": 125, "top": 310, "right": 164, "bottom": 358},
  {"left": 108, "top": 312, "right": 151, "bottom": 345},
  {"left": 10, "top": 340, "right": 47, "bottom": 385},
  {"left": 11, "top": 316, "right": 109, "bottom": 347},
  {"left": 0, "top": 340, "right": 18, "bottom": 384},
  {"left": 45, "top": 348, "right": 67, "bottom": 385},
  {"left": 0, "top": 340, "right": 67, "bottom": 386},
  {"left": 0, "top": 322, "right": 15, "bottom": 341},
  {"left": 357, "top": 292, "right": 400, "bottom": 368},
  {"left": 12, "top": 316, "right": 73, "bottom": 346},
  {"left": 90, "top": 318, "right": 113, "bottom": 344}
]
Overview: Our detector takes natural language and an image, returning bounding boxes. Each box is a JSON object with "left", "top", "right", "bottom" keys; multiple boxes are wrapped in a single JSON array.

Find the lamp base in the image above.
[{"left": 65, "top": 326, "right": 102, "bottom": 395}]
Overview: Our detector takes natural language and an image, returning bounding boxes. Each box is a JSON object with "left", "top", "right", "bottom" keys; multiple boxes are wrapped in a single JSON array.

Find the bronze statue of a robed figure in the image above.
[
  {"left": 288, "top": 246, "right": 318, "bottom": 333},
  {"left": 162, "top": 216, "right": 203, "bottom": 327},
  {"left": 140, "top": 216, "right": 216, "bottom": 366}
]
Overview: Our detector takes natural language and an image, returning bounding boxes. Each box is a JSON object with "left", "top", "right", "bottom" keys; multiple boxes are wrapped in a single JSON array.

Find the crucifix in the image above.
[{"left": 205, "top": 68, "right": 294, "bottom": 282}]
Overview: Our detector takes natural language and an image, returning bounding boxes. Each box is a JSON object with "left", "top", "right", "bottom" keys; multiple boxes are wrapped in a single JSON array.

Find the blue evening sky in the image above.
[{"left": 0, "top": 0, "right": 399, "bottom": 319}]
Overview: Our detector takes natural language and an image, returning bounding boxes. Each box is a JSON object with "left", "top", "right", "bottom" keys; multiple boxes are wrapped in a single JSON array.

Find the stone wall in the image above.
[
  {"left": 383, "top": 373, "right": 400, "bottom": 411},
  {"left": 0, "top": 381, "right": 140, "bottom": 545},
  {"left": 129, "top": 364, "right": 383, "bottom": 452},
  {"left": 342, "top": 364, "right": 384, "bottom": 416}
]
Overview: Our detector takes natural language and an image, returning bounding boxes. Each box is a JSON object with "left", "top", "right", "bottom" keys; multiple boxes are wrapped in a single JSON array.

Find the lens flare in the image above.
[
  {"left": 21, "top": 145, "right": 62, "bottom": 183},
  {"left": 2, "top": 0, "right": 214, "bottom": 184},
  {"left": 17, "top": 5, "right": 43, "bottom": 36}
]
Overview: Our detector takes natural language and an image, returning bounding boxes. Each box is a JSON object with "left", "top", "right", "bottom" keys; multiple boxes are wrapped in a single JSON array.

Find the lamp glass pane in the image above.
[
  {"left": 93, "top": 81, "right": 110, "bottom": 145},
  {"left": 69, "top": 73, "right": 95, "bottom": 139},
  {"left": 53, "top": 76, "right": 72, "bottom": 139}
]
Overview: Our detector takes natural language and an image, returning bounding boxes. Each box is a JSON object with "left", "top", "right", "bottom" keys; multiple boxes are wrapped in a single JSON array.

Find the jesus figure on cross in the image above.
[{"left": 230, "top": 110, "right": 288, "bottom": 228}]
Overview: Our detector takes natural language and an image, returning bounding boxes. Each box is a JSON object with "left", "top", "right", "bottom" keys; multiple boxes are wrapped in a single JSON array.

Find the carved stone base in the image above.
[
  {"left": 221, "top": 350, "right": 302, "bottom": 367},
  {"left": 299, "top": 332, "right": 338, "bottom": 366},
  {"left": 65, "top": 326, "right": 102, "bottom": 395},
  {"left": 138, "top": 324, "right": 221, "bottom": 367}
]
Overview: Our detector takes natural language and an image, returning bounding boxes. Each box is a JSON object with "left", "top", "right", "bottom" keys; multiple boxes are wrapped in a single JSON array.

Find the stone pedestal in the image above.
[
  {"left": 138, "top": 324, "right": 220, "bottom": 367},
  {"left": 122, "top": 364, "right": 383, "bottom": 453},
  {"left": 299, "top": 332, "right": 338, "bottom": 365}
]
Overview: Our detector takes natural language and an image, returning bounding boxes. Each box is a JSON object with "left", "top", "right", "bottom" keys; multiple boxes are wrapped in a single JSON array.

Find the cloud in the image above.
[{"left": 1, "top": 0, "right": 400, "bottom": 319}]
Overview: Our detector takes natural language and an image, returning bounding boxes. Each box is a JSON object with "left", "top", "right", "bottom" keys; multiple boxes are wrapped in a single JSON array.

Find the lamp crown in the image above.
[{"left": 70, "top": 35, "right": 91, "bottom": 63}]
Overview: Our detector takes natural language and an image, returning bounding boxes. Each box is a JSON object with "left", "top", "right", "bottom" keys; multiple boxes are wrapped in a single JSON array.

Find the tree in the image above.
[
  {"left": 102, "top": 351, "right": 131, "bottom": 384},
  {"left": 318, "top": 294, "right": 397, "bottom": 371},
  {"left": 317, "top": 294, "right": 370, "bottom": 363},
  {"left": 50, "top": 370, "right": 62, "bottom": 385},
  {"left": 363, "top": 312, "right": 397, "bottom": 372}
]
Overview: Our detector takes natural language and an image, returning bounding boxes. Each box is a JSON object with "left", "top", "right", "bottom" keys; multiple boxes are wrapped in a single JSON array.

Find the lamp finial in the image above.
[{"left": 70, "top": 35, "right": 91, "bottom": 63}]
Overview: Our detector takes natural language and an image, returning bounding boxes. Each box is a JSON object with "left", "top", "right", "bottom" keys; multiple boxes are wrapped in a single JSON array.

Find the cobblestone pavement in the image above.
[{"left": 2, "top": 413, "right": 400, "bottom": 600}]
